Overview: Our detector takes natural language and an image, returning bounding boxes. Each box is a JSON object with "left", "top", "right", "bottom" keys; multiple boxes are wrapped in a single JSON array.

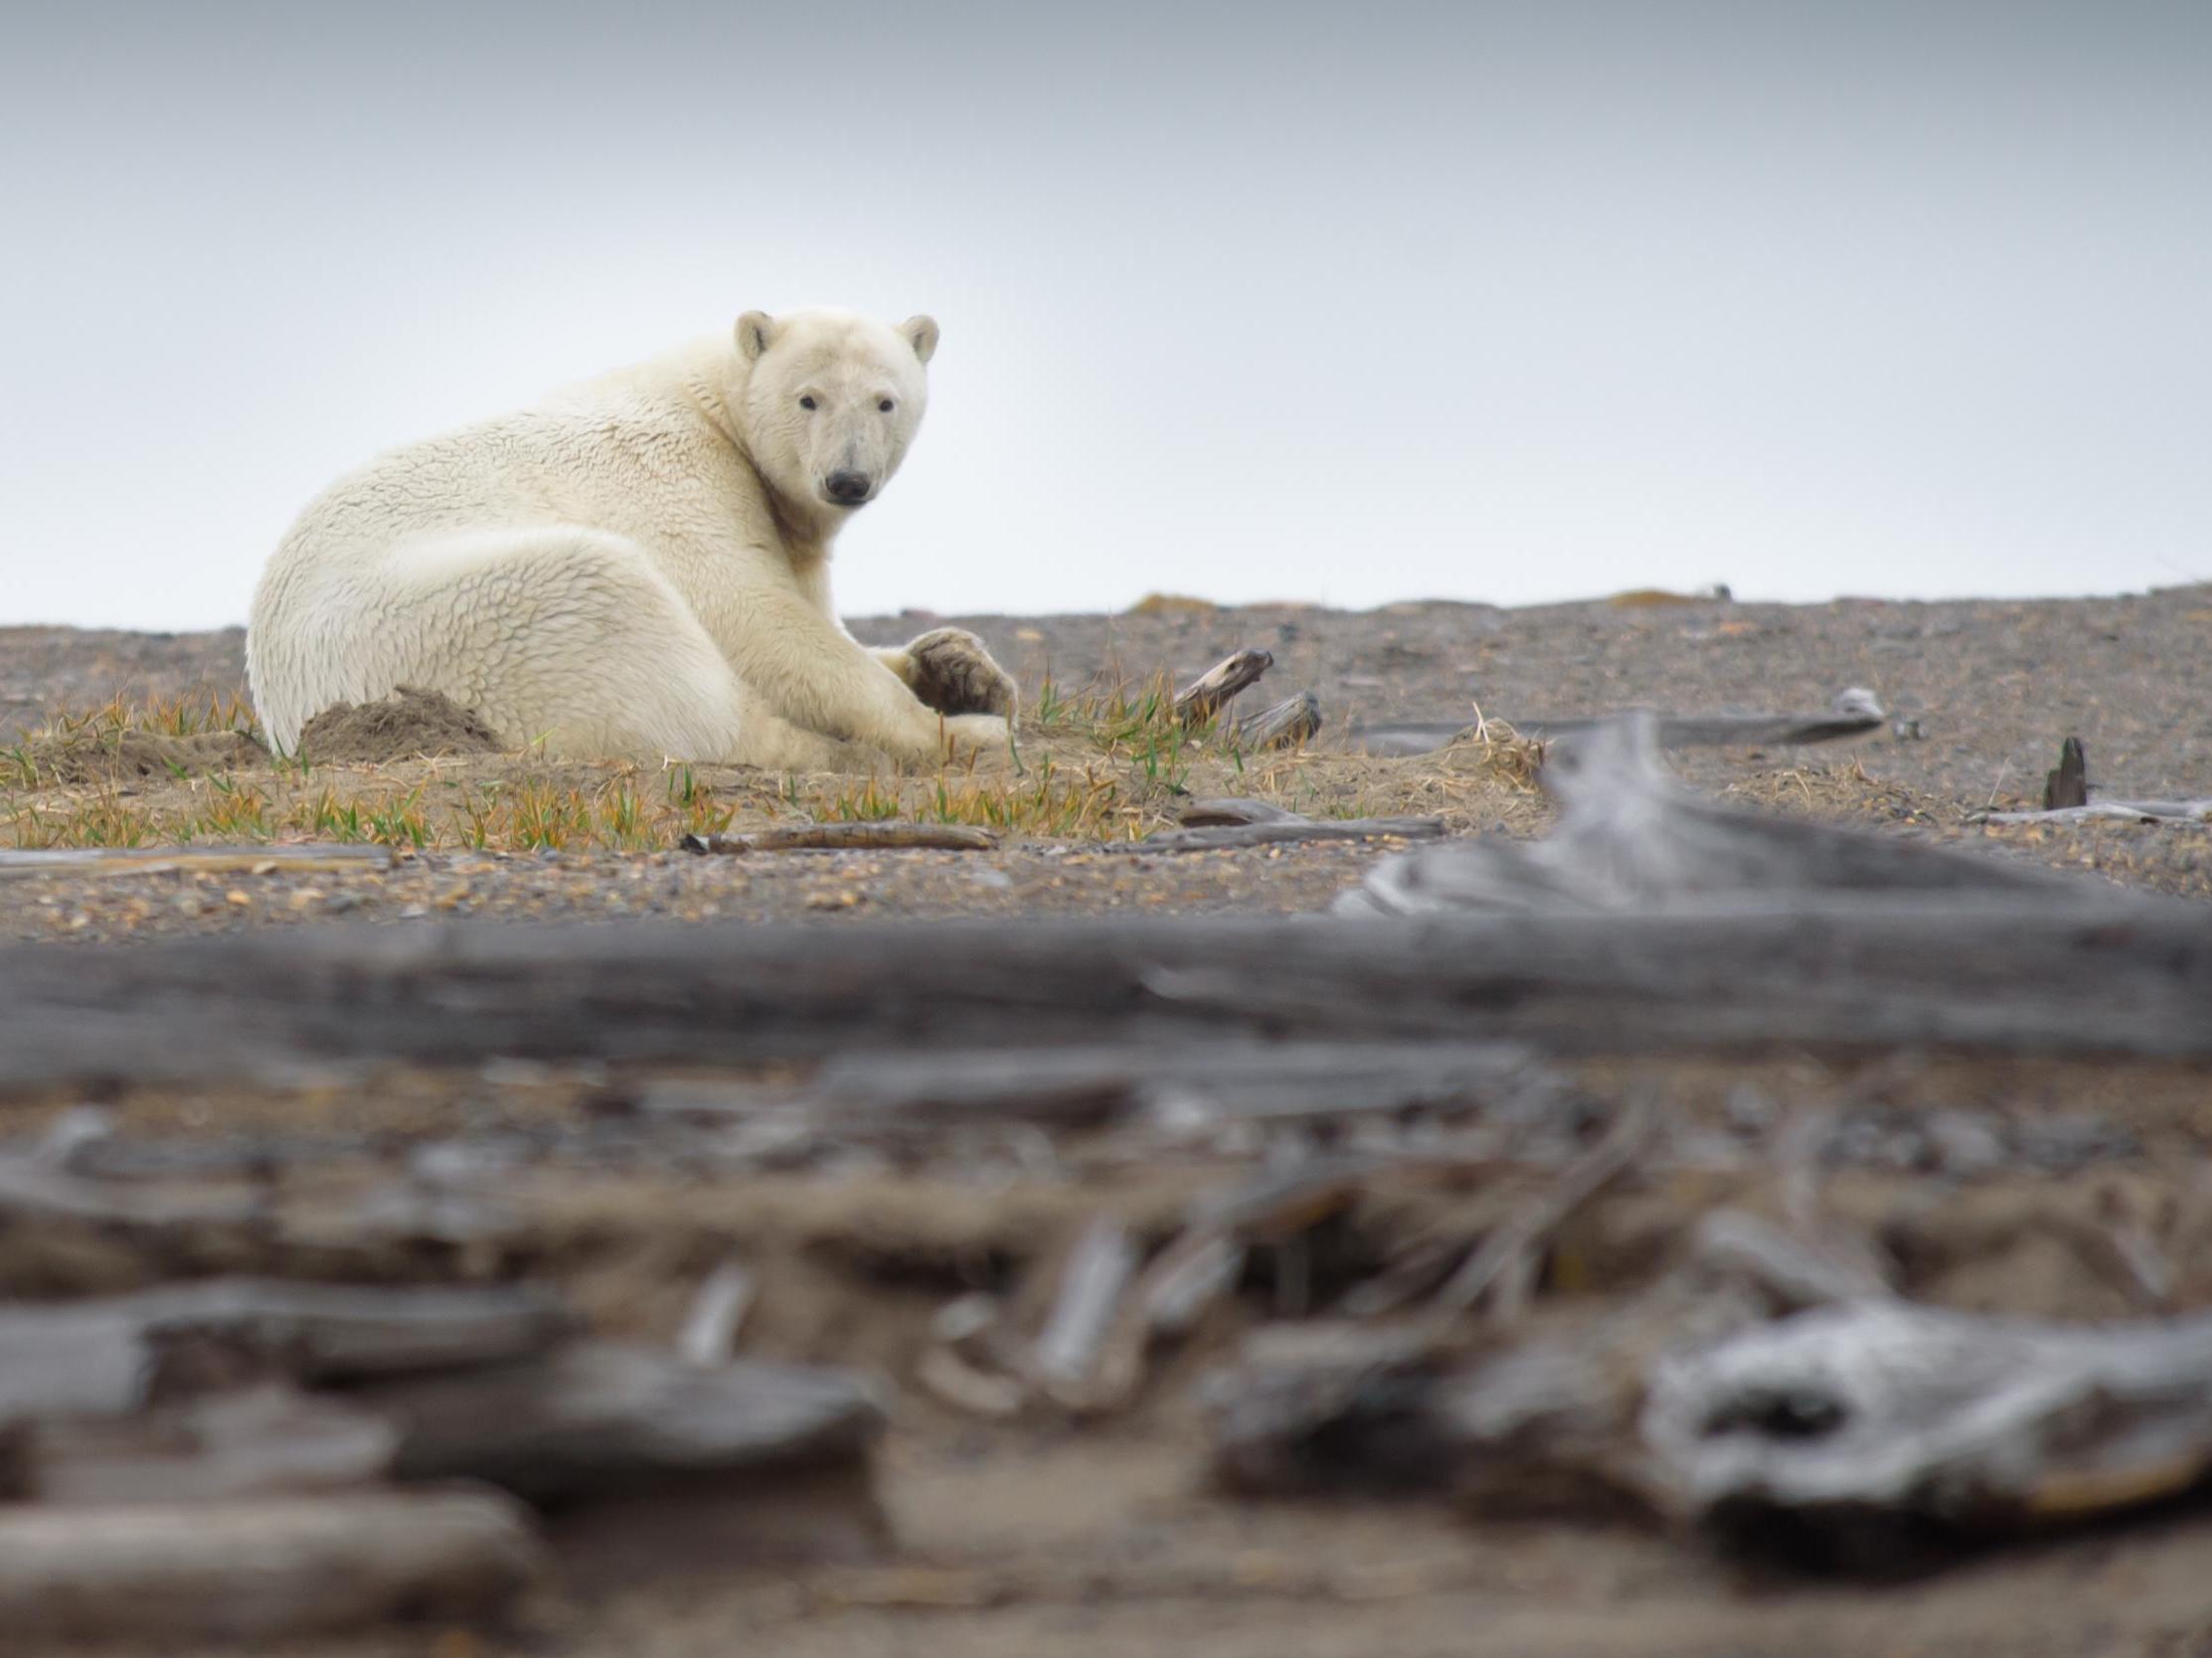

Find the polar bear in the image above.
[{"left": 246, "top": 308, "right": 1017, "bottom": 769}]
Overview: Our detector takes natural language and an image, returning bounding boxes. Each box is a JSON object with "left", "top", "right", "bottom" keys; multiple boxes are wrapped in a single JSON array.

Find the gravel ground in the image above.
[{"left": 7, "top": 587, "right": 2212, "bottom": 932}]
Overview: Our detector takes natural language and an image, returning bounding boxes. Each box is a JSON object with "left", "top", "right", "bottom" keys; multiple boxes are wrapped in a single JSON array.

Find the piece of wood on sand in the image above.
[
  {"left": 1177, "top": 796, "right": 1306, "bottom": 827},
  {"left": 1338, "top": 709, "right": 2098, "bottom": 916},
  {"left": 1427, "top": 1091, "right": 1660, "bottom": 1325},
  {"left": 0, "top": 1490, "right": 543, "bottom": 1643},
  {"left": 1173, "top": 648, "right": 1274, "bottom": 727},
  {"left": 1642, "top": 1298, "right": 2212, "bottom": 1541},
  {"left": 0, "top": 1280, "right": 573, "bottom": 1419},
  {"left": 683, "top": 822, "right": 1000, "bottom": 854},
  {"left": 12, "top": 888, "right": 2212, "bottom": 1095},
  {"left": 1233, "top": 690, "right": 1323, "bottom": 750},
  {"left": 0, "top": 843, "right": 397, "bottom": 880},
  {"left": 1350, "top": 687, "right": 1889, "bottom": 759},
  {"left": 1112, "top": 814, "right": 1444, "bottom": 854},
  {"left": 749, "top": 1038, "right": 1549, "bottom": 1129},
  {"left": 21, "top": 1383, "right": 398, "bottom": 1505},
  {"left": 363, "top": 1340, "right": 883, "bottom": 1504}
]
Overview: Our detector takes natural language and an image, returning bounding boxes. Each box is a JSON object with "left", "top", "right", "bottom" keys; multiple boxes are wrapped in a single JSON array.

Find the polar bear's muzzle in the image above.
[{"left": 823, "top": 470, "right": 875, "bottom": 507}]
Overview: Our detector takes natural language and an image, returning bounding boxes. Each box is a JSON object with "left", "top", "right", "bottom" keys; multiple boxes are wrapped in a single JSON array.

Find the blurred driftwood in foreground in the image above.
[
  {"left": 4, "top": 900, "right": 2201, "bottom": 1092},
  {"left": 0, "top": 1492, "right": 543, "bottom": 1643}
]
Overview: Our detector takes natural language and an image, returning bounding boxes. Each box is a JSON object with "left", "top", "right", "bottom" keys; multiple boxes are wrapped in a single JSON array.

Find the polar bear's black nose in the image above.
[{"left": 825, "top": 471, "right": 873, "bottom": 504}]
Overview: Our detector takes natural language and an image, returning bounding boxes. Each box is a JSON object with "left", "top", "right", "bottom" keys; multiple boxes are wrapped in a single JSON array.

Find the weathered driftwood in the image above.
[
  {"left": 682, "top": 822, "right": 1000, "bottom": 854},
  {"left": 1350, "top": 688, "right": 1888, "bottom": 758},
  {"left": 9, "top": 904, "right": 2212, "bottom": 1097},
  {"left": 0, "top": 1154, "right": 266, "bottom": 1229},
  {"left": 1641, "top": 1299, "right": 2212, "bottom": 1532},
  {"left": 1173, "top": 648, "right": 1274, "bottom": 726},
  {"left": 366, "top": 1342, "right": 882, "bottom": 1504},
  {"left": 693, "top": 1040, "right": 1549, "bottom": 1128},
  {"left": 0, "top": 1281, "right": 572, "bottom": 1419},
  {"left": 0, "top": 1491, "right": 543, "bottom": 1643},
  {"left": 1233, "top": 690, "right": 1323, "bottom": 749},
  {"left": 676, "top": 1258, "right": 757, "bottom": 1367},
  {"left": 23, "top": 1384, "right": 396, "bottom": 1505},
  {"left": 1339, "top": 712, "right": 2094, "bottom": 916},
  {"left": 1112, "top": 814, "right": 1446, "bottom": 854},
  {"left": 1206, "top": 1268, "right": 1771, "bottom": 1515},
  {"left": 1428, "top": 1092, "right": 1658, "bottom": 1323},
  {"left": 1177, "top": 796, "right": 1305, "bottom": 827},
  {"left": 1026, "top": 1219, "right": 1140, "bottom": 1408},
  {"left": 1980, "top": 799, "right": 2212, "bottom": 826},
  {"left": 2044, "top": 735, "right": 2089, "bottom": 810},
  {"left": 0, "top": 843, "right": 398, "bottom": 880}
]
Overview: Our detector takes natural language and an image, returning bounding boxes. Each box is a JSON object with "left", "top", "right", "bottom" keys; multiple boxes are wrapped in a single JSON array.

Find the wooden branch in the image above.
[
  {"left": 1173, "top": 648, "right": 1274, "bottom": 726},
  {"left": 667, "top": 1040, "right": 1548, "bottom": 1128},
  {"left": 24, "top": 1384, "right": 397, "bottom": 1505},
  {"left": 0, "top": 1491, "right": 542, "bottom": 1642},
  {"left": 0, "top": 1281, "right": 573, "bottom": 1419},
  {"left": 1113, "top": 815, "right": 1445, "bottom": 853},
  {"left": 1026, "top": 1219, "right": 1139, "bottom": 1408},
  {"left": 1233, "top": 691, "right": 1323, "bottom": 750},
  {"left": 5, "top": 895, "right": 2211, "bottom": 1097},
  {"left": 1980, "top": 800, "right": 2212, "bottom": 826},
  {"left": 1428, "top": 1092, "right": 1658, "bottom": 1323},
  {"left": 1177, "top": 797, "right": 1305, "bottom": 827},
  {"left": 1351, "top": 689, "right": 1889, "bottom": 758},
  {"left": 676, "top": 1258, "right": 757, "bottom": 1367},
  {"left": 365, "top": 1341, "right": 882, "bottom": 1504},
  {"left": 0, "top": 843, "right": 397, "bottom": 880},
  {"left": 683, "top": 822, "right": 1000, "bottom": 854},
  {"left": 1341, "top": 712, "right": 2088, "bottom": 916}
]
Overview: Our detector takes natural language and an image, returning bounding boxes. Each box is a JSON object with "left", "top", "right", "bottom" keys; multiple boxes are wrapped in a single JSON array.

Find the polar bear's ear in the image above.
[
  {"left": 736, "top": 311, "right": 780, "bottom": 362},
  {"left": 901, "top": 314, "right": 939, "bottom": 365}
]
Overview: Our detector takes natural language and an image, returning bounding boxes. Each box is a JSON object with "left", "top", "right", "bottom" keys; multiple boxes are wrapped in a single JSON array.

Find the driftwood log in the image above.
[
  {"left": 5, "top": 897, "right": 2212, "bottom": 1094},
  {"left": 0, "top": 1281, "right": 572, "bottom": 1419},
  {"left": 1350, "top": 688, "right": 1888, "bottom": 758},
  {"left": 0, "top": 844, "right": 397, "bottom": 881},
  {"left": 363, "top": 1342, "right": 883, "bottom": 1504},
  {"left": 683, "top": 823, "right": 1000, "bottom": 854},
  {"left": 1233, "top": 690, "right": 1323, "bottom": 749},
  {"left": 1112, "top": 815, "right": 1446, "bottom": 854},
  {"left": 1981, "top": 800, "right": 2212, "bottom": 826},
  {"left": 21, "top": 1385, "right": 396, "bottom": 1505},
  {"left": 1339, "top": 712, "right": 2087, "bottom": 915},
  {"left": 1642, "top": 1299, "right": 2212, "bottom": 1533},
  {"left": 1173, "top": 649, "right": 1274, "bottom": 726},
  {"left": 0, "top": 1490, "right": 542, "bottom": 1642}
]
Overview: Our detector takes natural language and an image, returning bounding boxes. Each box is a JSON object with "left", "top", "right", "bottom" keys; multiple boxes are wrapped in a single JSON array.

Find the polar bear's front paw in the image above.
[
  {"left": 904, "top": 628, "right": 1019, "bottom": 720},
  {"left": 936, "top": 713, "right": 1014, "bottom": 764}
]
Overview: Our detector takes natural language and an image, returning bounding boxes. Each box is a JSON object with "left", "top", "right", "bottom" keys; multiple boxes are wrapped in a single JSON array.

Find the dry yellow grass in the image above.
[{"left": 2, "top": 676, "right": 1547, "bottom": 854}]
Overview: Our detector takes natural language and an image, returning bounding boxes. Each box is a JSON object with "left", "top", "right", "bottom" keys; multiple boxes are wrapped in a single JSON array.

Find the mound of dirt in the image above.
[
  {"left": 297, "top": 686, "right": 507, "bottom": 764},
  {"left": 21, "top": 728, "right": 266, "bottom": 786}
]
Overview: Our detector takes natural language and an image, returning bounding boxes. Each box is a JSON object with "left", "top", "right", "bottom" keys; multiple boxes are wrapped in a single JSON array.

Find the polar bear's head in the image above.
[{"left": 732, "top": 308, "right": 937, "bottom": 523}]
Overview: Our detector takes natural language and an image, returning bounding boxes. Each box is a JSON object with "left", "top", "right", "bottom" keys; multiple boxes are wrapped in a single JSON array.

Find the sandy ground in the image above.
[{"left": 7, "top": 590, "right": 2212, "bottom": 1656}]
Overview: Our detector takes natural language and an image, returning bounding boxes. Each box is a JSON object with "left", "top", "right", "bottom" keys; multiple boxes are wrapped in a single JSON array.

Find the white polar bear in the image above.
[{"left": 246, "top": 308, "right": 1017, "bottom": 768}]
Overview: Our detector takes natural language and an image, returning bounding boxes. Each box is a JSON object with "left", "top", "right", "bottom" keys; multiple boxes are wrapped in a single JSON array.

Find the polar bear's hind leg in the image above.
[{"left": 275, "top": 527, "right": 752, "bottom": 762}]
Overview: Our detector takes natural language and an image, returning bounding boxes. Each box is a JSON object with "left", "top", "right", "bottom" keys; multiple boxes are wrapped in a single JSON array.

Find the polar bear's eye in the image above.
[
  {"left": 878, "top": 399, "right": 895, "bottom": 413},
  {"left": 798, "top": 396, "right": 817, "bottom": 411}
]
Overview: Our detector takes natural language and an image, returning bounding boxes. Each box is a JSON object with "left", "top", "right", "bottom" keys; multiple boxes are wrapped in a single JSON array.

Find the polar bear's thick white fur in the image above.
[{"left": 246, "top": 308, "right": 1015, "bottom": 768}]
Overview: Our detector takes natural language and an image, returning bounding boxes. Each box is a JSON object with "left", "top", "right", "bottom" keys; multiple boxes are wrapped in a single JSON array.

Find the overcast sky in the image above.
[{"left": 3, "top": 0, "right": 2207, "bottom": 630}]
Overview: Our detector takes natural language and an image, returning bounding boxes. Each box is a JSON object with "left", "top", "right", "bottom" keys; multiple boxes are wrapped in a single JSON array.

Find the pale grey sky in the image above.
[{"left": 3, "top": 0, "right": 2207, "bottom": 629}]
